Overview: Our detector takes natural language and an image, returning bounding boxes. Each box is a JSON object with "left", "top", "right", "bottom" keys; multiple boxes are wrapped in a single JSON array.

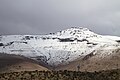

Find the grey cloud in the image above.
[{"left": 0, "top": 0, "right": 120, "bottom": 36}]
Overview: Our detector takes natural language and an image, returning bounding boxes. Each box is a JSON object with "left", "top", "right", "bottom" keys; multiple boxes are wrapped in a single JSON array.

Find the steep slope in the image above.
[
  {"left": 0, "top": 53, "right": 49, "bottom": 73},
  {"left": 55, "top": 48, "right": 120, "bottom": 72},
  {"left": 0, "top": 27, "right": 120, "bottom": 67}
]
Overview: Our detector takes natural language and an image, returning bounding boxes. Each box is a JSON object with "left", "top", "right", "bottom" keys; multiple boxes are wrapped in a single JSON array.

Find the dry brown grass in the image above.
[
  {"left": 55, "top": 48, "right": 120, "bottom": 72},
  {"left": 0, "top": 53, "right": 49, "bottom": 73}
]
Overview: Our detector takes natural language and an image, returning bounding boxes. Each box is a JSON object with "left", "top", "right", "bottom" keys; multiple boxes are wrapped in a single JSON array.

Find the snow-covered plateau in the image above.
[{"left": 0, "top": 27, "right": 120, "bottom": 66}]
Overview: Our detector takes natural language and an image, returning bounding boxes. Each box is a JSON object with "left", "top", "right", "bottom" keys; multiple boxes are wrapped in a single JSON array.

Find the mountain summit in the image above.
[
  {"left": 0, "top": 27, "right": 120, "bottom": 67},
  {"left": 49, "top": 27, "right": 99, "bottom": 39}
]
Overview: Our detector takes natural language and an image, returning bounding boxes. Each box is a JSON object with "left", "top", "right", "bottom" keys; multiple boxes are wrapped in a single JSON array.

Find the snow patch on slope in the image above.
[{"left": 0, "top": 27, "right": 120, "bottom": 66}]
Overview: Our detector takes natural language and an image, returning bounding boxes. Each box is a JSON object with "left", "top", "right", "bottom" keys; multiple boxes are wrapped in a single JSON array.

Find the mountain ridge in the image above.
[{"left": 0, "top": 27, "right": 120, "bottom": 67}]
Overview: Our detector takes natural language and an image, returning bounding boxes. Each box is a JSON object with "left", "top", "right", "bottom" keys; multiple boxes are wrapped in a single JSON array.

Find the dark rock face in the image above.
[
  {"left": 0, "top": 43, "right": 4, "bottom": 46},
  {"left": 59, "top": 38, "right": 74, "bottom": 42}
]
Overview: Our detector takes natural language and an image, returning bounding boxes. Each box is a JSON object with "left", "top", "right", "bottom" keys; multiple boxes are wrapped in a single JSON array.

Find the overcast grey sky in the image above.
[{"left": 0, "top": 0, "right": 120, "bottom": 36}]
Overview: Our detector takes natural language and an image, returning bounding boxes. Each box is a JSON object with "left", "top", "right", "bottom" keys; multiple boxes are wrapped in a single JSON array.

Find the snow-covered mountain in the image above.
[{"left": 0, "top": 27, "right": 120, "bottom": 66}]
